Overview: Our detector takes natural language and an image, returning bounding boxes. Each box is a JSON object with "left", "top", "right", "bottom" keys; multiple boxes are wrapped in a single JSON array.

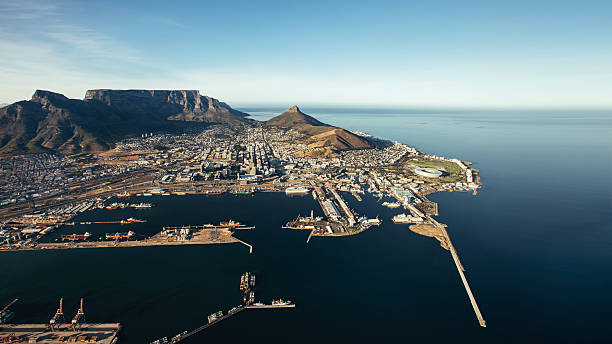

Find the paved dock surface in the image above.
[{"left": 0, "top": 323, "right": 121, "bottom": 344}]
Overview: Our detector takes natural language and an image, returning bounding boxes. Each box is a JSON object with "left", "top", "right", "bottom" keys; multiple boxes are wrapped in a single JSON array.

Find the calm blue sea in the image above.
[{"left": 1, "top": 108, "right": 611, "bottom": 343}]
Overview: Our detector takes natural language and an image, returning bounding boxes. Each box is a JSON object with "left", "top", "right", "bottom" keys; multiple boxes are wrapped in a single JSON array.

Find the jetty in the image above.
[
  {"left": 154, "top": 272, "right": 295, "bottom": 343},
  {"left": 432, "top": 219, "right": 486, "bottom": 327}
]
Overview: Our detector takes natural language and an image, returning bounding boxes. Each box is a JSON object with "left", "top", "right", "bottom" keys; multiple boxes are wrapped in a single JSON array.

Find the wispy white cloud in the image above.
[
  {"left": 0, "top": 0, "right": 57, "bottom": 20},
  {"left": 0, "top": 1, "right": 160, "bottom": 102}
]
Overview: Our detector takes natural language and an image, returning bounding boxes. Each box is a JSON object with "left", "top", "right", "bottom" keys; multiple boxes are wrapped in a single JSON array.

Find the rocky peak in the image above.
[
  {"left": 31, "top": 90, "right": 69, "bottom": 106},
  {"left": 286, "top": 105, "right": 301, "bottom": 113}
]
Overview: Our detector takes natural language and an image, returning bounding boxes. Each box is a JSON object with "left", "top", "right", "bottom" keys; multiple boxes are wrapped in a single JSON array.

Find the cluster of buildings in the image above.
[{"left": 0, "top": 153, "right": 143, "bottom": 207}]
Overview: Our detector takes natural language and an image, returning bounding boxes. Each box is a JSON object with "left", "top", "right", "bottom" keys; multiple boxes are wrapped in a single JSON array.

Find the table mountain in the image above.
[{"left": 0, "top": 90, "right": 252, "bottom": 156}]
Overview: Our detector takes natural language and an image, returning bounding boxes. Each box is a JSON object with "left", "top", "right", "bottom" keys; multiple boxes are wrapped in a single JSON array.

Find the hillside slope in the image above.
[{"left": 265, "top": 105, "right": 372, "bottom": 156}]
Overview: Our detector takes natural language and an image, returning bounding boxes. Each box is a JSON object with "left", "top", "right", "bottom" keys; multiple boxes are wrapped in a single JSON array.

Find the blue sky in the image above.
[{"left": 1, "top": 0, "right": 611, "bottom": 107}]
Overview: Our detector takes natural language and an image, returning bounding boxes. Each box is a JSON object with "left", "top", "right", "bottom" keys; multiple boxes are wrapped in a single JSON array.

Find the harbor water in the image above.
[{"left": 1, "top": 108, "right": 611, "bottom": 343}]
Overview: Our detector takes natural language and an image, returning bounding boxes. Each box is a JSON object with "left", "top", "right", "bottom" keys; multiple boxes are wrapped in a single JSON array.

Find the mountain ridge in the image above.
[
  {"left": 0, "top": 91, "right": 372, "bottom": 157},
  {"left": 0, "top": 89, "right": 252, "bottom": 156}
]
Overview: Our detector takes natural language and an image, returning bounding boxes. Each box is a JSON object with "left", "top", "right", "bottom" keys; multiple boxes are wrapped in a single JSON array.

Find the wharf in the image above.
[
  {"left": 1, "top": 231, "right": 247, "bottom": 252},
  {"left": 431, "top": 219, "right": 486, "bottom": 327},
  {"left": 0, "top": 323, "right": 121, "bottom": 344},
  {"left": 168, "top": 307, "right": 246, "bottom": 343},
  {"left": 247, "top": 304, "right": 296, "bottom": 309}
]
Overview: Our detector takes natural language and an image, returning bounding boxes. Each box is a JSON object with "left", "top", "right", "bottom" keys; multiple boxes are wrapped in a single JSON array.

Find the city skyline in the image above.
[{"left": 1, "top": 0, "right": 611, "bottom": 108}]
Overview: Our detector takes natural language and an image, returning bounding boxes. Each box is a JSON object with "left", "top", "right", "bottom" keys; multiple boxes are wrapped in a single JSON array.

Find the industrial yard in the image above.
[{"left": 0, "top": 299, "right": 120, "bottom": 344}]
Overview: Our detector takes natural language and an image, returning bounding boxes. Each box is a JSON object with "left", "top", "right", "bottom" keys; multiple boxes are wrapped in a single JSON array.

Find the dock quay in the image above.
[
  {"left": 0, "top": 324, "right": 121, "bottom": 344},
  {"left": 153, "top": 272, "right": 294, "bottom": 343},
  {"left": 432, "top": 219, "right": 486, "bottom": 327},
  {"left": 1, "top": 227, "right": 252, "bottom": 253},
  {"left": 0, "top": 298, "right": 121, "bottom": 344},
  {"left": 247, "top": 304, "right": 296, "bottom": 309},
  {"left": 162, "top": 306, "right": 247, "bottom": 343}
]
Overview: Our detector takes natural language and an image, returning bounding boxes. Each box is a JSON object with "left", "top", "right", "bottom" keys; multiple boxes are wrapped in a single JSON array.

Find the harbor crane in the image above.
[
  {"left": 49, "top": 298, "right": 64, "bottom": 331},
  {"left": 70, "top": 298, "right": 85, "bottom": 330}
]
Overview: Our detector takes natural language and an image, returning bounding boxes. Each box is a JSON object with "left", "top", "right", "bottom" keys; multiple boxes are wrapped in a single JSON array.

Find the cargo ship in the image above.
[
  {"left": 285, "top": 186, "right": 310, "bottom": 195},
  {"left": 61, "top": 232, "right": 91, "bottom": 241},
  {"left": 105, "top": 231, "right": 135, "bottom": 240}
]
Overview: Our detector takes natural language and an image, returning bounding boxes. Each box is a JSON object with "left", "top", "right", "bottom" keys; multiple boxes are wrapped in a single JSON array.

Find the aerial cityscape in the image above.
[{"left": 1, "top": 1, "right": 611, "bottom": 344}]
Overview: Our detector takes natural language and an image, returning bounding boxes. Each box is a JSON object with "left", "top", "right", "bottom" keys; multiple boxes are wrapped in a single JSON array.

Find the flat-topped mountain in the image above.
[
  {"left": 84, "top": 89, "right": 249, "bottom": 125},
  {"left": 265, "top": 105, "right": 373, "bottom": 156},
  {"left": 0, "top": 89, "right": 251, "bottom": 156}
]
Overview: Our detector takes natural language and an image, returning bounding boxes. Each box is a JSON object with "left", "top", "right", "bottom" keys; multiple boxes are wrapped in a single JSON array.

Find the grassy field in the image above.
[{"left": 408, "top": 158, "right": 464, "bottom": 182}]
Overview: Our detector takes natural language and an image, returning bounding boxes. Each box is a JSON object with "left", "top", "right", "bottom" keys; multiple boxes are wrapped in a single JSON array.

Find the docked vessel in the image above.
[
  {"left": 105, "top": 231, "right": 135, "bottom": 240},
  {"left": 285, "top": 187, "right": 310, "bottom": 195},
  {"left": 116, "top": 192, "right": 132, "bottom": 198},
  {"left": 61, "top": 232, "right": 91, "bottom": 241},
  {"left": 220, "top": 220, "right": 242, "bottom": 227},
  {"left": 382, "top": 201, "right": 401, "bottom": 208},
  {"left": 230, "top": 189, "right": 253, "bottom": 195},
  {"left": 271, "top": 299, "right": 292, "bottom": 306},
  {"left": 131, "top": 203, "right": 152, "bottom": 209},
  {"left": 0, "top": 299, "right": 17, "bottom": 324},
  {"left": 204, "top": 190, "right": 224, "bottom": 195},
  {"left": 105, "top": 202, "right": 127, "bottom": 210},
  {"left": 366, "top": 217, "right": 382, "bottom": 225},
  {"left": 392, "top": 213, "right": 423, "bottom": 224},
  {"left": 0, "top": 309, "right": 14, "bottom": 324},
  {"left": 120, "top": 218, "right": 146, "bottom": 224}
]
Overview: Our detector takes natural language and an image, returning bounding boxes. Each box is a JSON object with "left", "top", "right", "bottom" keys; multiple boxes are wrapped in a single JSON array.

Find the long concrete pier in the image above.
[
  {"left": 438, "top": 223, "right": 486, "bottom": 327},
  {"left": 306, "top": 229, "right": 314, "bottom": 243},
  {"left": 236, "top": 239, "right": 253, "bottom": 253},
  {"left": 170, "top": 307, "right": 246, "bottom": 343},
  {"left": 247, "top": 304, "right": 296, "bottom": 309}
]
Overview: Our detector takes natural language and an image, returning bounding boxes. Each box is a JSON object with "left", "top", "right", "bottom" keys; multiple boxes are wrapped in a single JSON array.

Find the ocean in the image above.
[{"left": 1, "top": 107, "right": 611, "bottom": 343}]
